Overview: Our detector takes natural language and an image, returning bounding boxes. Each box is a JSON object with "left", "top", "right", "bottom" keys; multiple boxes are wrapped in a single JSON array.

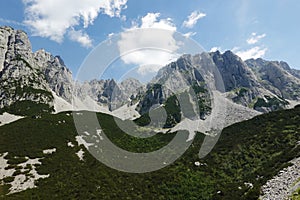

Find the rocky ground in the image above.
[{"left": 260, "top": 156, "right": 300, "bottom": 200}]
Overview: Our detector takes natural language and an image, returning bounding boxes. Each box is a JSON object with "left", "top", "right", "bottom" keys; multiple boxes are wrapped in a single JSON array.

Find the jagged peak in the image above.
[
  {"left": 223, "top": 50, "right": 235, "bottom": 55},
  {"left": 246, "top": 57, "right": 293, "bottom": 71},
  {"left": 0, "top": 26, "right": 29, "bottom": 42},
  {"left": 54, "top": 56, "right": 66, "bottom": 67},
  {"left": 0, "top": 25, "right": 14, "bottom": 32},
  {"left": 34, "top": 48, "right": 53, "bottom": 56},
  {"left": 120, "top": 77, "right": 143, "bottom": 85}
]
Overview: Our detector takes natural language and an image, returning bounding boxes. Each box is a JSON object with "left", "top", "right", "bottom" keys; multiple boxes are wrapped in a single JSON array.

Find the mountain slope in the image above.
[
  {"left": 0, "top": 26, "right": 144, "bottom": 118},
  {"left": 1, "top": 26, "right": 300, "bottom": 122},
  {"left": 0, "top": 106, "right": 299, "bottom": 199},
  {"left": 246, "top": 58, "right": 300, "bottom": 100}
]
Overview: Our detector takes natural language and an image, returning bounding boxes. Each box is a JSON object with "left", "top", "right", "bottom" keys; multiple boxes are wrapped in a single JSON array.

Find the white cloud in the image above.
[
  {"left": 0, "top": 18, "right": 25, "bottom": 26},
  {"left": 22, "top": 0, "right": 127, "bottom": 45},
  {"left": 68, "top": 29, "right": 92, "bottom": 48},
  {"left": 182, "top": 11, "right": 206, "bottom": 28},
  {"left": 137, "top": 63, "right": 170, "bottom": 75},
  {"left": 233, "top": 46, "right": 267, "bottom": 60},
  {"left": 118, "top": 13, "right": 179, "bottom": 75},
  {"left": 209, "top": 47, "right": 222, "bottom": 52},
  {"left": 107, "top": 33, "right": 115, "bottom": 38},
  {"left": 139, "top": 13, "right": 176, "bottom": 31},
  {"left": 183, "top": 32, "right": 196, "bottom": 38},
  {"left": 246, "top": 32, "right": 266, "bottom": 44}
]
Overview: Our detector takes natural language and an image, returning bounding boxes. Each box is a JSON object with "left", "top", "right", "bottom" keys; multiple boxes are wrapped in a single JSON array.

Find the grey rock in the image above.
[
  {"left": 246, "top": 58, "right": 300, "bottom": 100},
  {"left": 210, "top": 50, "right": 259, "bottom": 91},
  {"left": 0, "top": 26, "right": 299, "bottom": 117},
  {"left": 0, "top": 26, "right": 54, "bottom": 113},
  {"left": 34, "top": 49, "right": 73, "bottom": 102}
]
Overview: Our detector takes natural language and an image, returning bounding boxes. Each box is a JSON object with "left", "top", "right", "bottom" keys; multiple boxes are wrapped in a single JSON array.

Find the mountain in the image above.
[
  {"left": 1, "top": 26, "right": 300, "bottom": 129},
  {"left": 0, "top": 26, "right": 299, "bottom": 199},
  {"left": 0, "top": 27, "right": 56, "bottom": 116},
  {"left": 245, "top": 58, "right": 300, "bottom": 100},
  {"left": 0, "top": 104, "right": 299, "bottom": 199},
  {"left": 211, "top": 50, "right": 300, "bottom": 111},
  {"left": 0, "top": 26, "right": 143, "bottom": 119},
  {"left": 136, "top": 50, "right": 300, "bottom": 130}
]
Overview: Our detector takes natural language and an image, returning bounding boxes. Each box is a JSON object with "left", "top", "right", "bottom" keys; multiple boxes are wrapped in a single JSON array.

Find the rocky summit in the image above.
[
  {"left": 0, "top": 26, "right": 300, "bottom": 120},
  {"left": 0, "top": 26, "right": 299, "bottom": 200},
  {"left": 0, "top": 26, "right": 144, "bottom": 116}
]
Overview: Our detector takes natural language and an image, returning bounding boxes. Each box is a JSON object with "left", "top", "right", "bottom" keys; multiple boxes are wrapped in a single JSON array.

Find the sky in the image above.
[{"left": 0, "top": 0, "right": 300, "bottom": 82}]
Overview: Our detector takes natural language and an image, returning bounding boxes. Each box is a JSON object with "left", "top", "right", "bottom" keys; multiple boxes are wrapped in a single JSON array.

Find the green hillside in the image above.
[{"left": 0, "top": 106, "right": 299, "bottom": 199}]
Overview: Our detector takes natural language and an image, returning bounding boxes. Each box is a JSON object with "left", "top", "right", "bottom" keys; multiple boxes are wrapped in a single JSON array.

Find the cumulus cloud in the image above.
[
  {"left": 127, "top": 13, "right": 176, "bottom": 32},
  {"left": 246, "top": 32, "right": 266, "bottom": 45},
  {"left": 183, "top": 32, "right": 196, "bottom": 38},
  {"left": 209, "top": 46, "right": 222, "bottom": 52},
  {"left": 22, "top": 0, "right": 127, "bottom": 45},
  {"left": 118, "top": 13, "right": 179, "bottom": 75},
  {"left": 68, "top": 29, "right": 92, "bottom": 48},
  {"left": 182, "top": 11, "right": 206, "bottom": 28},
  {"left": 233, "top": 46, "right": 267, "bottom": 60}
]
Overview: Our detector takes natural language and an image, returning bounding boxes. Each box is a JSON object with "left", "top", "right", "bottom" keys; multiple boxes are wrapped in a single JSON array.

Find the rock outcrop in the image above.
[
  {"left": 0, "top": 26, "right": 299, "bottom": 118},
  {"left": 0, "top": 26, "right": 144, "bottom": 115}
]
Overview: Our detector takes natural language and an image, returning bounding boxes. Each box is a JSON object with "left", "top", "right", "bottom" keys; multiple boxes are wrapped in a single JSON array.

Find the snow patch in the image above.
[
  {"left": 75, "top": 135, "right": 94, "bottom": 148},
  {"left": 0, "top": 152, "right": 15, "bottom": 179},
  {"left": 1, "top": 153, "right": 50, "bottom": 195},
  {"left": 96, "top": 129, "right": 104, "bottom": 141},
  {"left": 42, "top": 148, "right": 56, "bottom": 154},
  {"left": 67, "top": 141, "right": 75, "bottom": 147},
  {"left": 76, "top": 149, "right": 85, "bottom": 161},
  {"left": 0, "top": 113, "right": 24, "bottom": 127},
  {"left": 9, "top": 157, "right": 49, "bottom": 194},
  {"left": 83, "top": 131, "right": 90, "bottom": 136},
  {"left": 244, "top": 182, "right": 253, "bottom": 189}
]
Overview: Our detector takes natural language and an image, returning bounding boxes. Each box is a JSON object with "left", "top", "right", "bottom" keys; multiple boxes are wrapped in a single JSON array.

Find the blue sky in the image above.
[{"left": 1, "top": 0, "right": 300, "bottom": 81}]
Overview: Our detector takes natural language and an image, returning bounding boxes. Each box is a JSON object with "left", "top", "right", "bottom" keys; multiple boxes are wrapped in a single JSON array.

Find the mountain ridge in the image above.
[{"left": 0, "top": 26, "right": 299, "bottom": 125}]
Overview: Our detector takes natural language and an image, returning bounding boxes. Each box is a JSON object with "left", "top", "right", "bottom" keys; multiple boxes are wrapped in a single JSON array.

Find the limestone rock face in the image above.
[
  {"left": 34, "top": 49, "right": 74, "bottom": 102},
  {"left": 0, "top": 26, "right": 33, "bottom": 72},
  {"left": 0, "top": 26, "right": 299, "bottom": 117},
  {"left": 246, "top": 58, "right": 300, "bottom": 100},
  {"left": 120, "top": 78, "right": 145, "bottom": 101},
  {"left": 210, "top": 50, "right": 259, "bottom": 91},
  {"left": 0, "top": 27, "right": 54, "bottom": 115},
  {"left": 74, "top": 78, "right": 144, "bottom": 111},
  {"left": 138, "top": 50, "right": 300, "bottom": 115}
]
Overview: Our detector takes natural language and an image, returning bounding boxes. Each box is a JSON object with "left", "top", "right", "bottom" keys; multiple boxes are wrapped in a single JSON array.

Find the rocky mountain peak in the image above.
[
  {"left": 0, "top": 26, "right": 33, "bottom": 72},
  {"left": 210, "top": 50, "right": 259, "bottom": 91},
  {"left": 246, "top": 58, "right": 300, "bottom": 100},
  {"left": 0, "top": 26, "right": 299, "bottom": 117}
]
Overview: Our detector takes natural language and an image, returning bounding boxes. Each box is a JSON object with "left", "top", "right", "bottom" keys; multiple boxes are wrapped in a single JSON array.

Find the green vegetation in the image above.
[
  {"left": 0, "top": 100, "right": 54, "bottom": 116},
  {"left": 236, "top": 87, "right": 249, "bottom": 97},
  {"left": 163, "top": 95, "right": 181, "bottom": 128},
  {"left": 0, "top": 54, "right": 54, "bottom": 116},
  {"left": 254, "top": 95, "right": 289, "bottom": 110},
  {"left": 191, "top": 83, "right": 211, "bottom": 117},
  {"left": 291, "top": 188, "right": 300, "bottom": 200},
  {"left": 192, "top": 82, "right": 207, "bottom": 94},
  {"left": 0, "top": 106, "right": 299, "bottom": 199},
  {"left": 134, "top": 94, "right": 181, "bottom": 128}
]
